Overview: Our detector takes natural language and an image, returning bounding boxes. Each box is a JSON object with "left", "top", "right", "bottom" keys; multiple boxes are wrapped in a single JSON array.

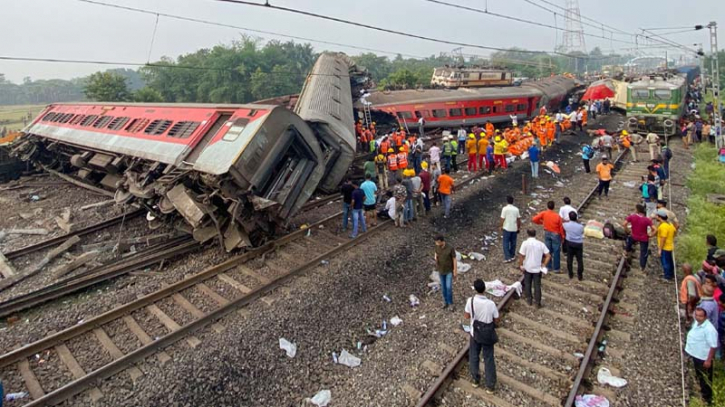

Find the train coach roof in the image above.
[
  {"left": 49, "top": 102, "right": 280, "bottom": 110},
  {"left": 363, "top": 86, "right": 541, "bottom": 107}
]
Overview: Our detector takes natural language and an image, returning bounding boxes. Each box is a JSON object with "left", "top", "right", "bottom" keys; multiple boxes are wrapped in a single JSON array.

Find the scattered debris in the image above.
[
  {"left": 382, "top": 294, "right": 391, "bottom": 302},
  {"left": 5, "top": 392, "right": 29, "bottom": 401},
  {"left": 468, "top": 252, "right": 485, "bottom": 261},
  {"left": 2, "top": 228, "right": 50, "bottom": 236},
  {"left": 306, "top": 390, "right": 331, "bottom": 407},
  {"left": 336, "top": 349, "right": 361, "bottom": 368},
  {"left": 0, "top": 235, "right": 81, "bottom": 292},
  {"left": 597, "top": 367, "right": 627, "bottom": 388},
  {"left": 484, "top": 280, "right": 523, "bottom": 297},
  {"left": 390, "top": 316, "right": 403, "bottom": 326},
  {"left": 409, "top": 295, "right": 420, "bottom": 307},
  {"left": 574, "top": 394, "right": 609, "bottom": 407},
  {"left": 80, "top": 199, "right": 116, "bottom": 210},
  {"left": 279, "top": 338, "right": 297, "bottom": 358},
  {"left": 623, "top": 181, "right": 637, "bottom": 188},
  {"left": 458, "top": 263, "right": 472, "bottom": 273},
  {"left": 53, "top": 251, "right": 101, "bottom": 278},
  {"left": 0, "top": 252, "right": 17, "bottom": 278}
]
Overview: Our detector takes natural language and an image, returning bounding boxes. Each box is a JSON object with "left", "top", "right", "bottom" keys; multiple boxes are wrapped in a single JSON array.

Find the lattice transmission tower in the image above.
[{"left": 561, "top": 0, "right": 587, "bottom": 54}]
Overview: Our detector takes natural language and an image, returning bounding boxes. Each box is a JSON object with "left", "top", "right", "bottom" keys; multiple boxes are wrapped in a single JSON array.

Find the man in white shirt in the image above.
[
  {"left": 509, "top": 114, "right": 518, "bottom": 127},
  {"left": 555, "top": 112, "right": 563, "bottom": 123},
  {"left": 464, "top": 279, "right": 499, "bottom": 392},
  {"left": 418, "top": 117, "right": 426, "bottom": 137},
  {"left": 685, "top": 307, "right": 718, "bottom": 405},
  {"left": 429, "top": 142, "right": 441, "bottom": 172},
  {"left": 575, "top": 109, "right": 584, "bottom": 132},
  {"left": 500, "top": 195, "right": 521, "bottom": 263},
  {"left": 519, "top": 229, "right": 551, "bottom": 308},
  {"left": 559, "top": 196, "right": 577, "bottom": 223}
]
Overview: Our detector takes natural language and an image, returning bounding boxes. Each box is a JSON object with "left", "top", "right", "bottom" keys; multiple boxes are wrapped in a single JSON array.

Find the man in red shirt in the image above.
[
  {"left": 622, "top": 203, "right": 654, "bottom": 271},
  {"left": 532, "top": 200, "right": 564, "bottom": 273}
]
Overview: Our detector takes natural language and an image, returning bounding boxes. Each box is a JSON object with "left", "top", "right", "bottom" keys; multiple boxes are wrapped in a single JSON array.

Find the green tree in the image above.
[
  {"left": 132, "top": 87, "right": 164, "bottom": 102},
  {"left": 84, "top": 72, "right": 130, "bottom": 102}
]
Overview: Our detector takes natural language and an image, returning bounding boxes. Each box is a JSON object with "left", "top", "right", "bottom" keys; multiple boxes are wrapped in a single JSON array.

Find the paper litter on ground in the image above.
[
  {"left": 307, "top": 390, "right": 332, "bottom": 406},
  {"left": 468, "top": 252, "right": 485, "bottom": 261},
  {"left": 337, "top": 349, "right": 361, "bottom": 367},
  {"left": 484, "top": 279, "right": 523, "bottom": 297},
  {"left": 279, "top": 338, "right": 297, "bottom": 358},
  {"left": 458, "top": 263, "right": 472, "bottom": 273},
  {"left": 390, "top": 316, "right": 403, "bottom": 326},
  {"left": 574, "top": 394, "right": 609, "bottom": 407},
  {"left": 597, "top": 367, "right": 628, "bottom": 387}
]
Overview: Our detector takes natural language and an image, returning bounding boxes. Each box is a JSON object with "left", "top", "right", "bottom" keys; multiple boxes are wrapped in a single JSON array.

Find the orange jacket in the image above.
[
  {"left": 397, "top": 152, "right": 408, "bottom": 168},
  {"left": 387, "top": 154, "right": 398, "bottom": 171},
  {"left": 679, "top": 275, "right": 702, "bottom": 304},
  {"left": 532, "top": 210, "right": 564, "bottom": 237}
]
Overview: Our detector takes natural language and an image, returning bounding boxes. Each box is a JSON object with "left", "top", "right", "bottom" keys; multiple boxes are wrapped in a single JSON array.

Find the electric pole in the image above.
[{"left": 708, "top": 21, "right": 722, "bottom": 147}]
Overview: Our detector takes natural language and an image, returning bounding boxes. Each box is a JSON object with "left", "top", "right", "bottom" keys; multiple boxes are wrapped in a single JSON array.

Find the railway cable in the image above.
[
  {"left": 420, "top": 0, "right": 640, "bottom": 47},
  {"left": 212, "top": 0, "right": 607, "bottom": 60},
  {"left": 73, "top": 0, "right": 429, "bottom": 60}
]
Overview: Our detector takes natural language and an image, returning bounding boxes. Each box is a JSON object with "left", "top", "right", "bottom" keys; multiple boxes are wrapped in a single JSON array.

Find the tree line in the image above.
[{"left": 4, "top": 35, "right": 720, "bottom": 105}]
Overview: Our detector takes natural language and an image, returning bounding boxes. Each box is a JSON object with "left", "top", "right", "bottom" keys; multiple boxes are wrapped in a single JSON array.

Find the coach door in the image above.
[{"left": 185, "top": 112, "right": 233, "bottom": 164}]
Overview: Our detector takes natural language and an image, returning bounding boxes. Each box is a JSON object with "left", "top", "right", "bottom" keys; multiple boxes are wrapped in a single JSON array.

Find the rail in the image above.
[
  {"left": 414, "top": 148, "right": 628, "bottom": 407},
  {"left": 4, "top": 209, "right": 145, "bottom": 260}
]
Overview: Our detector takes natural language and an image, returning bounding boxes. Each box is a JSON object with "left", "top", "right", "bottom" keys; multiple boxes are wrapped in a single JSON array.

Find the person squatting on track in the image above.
[
  {"left": 500, "top": 195, "right": 521, "bottom": 263},
  {"left": 465, "top": 279, "right": 499, "bottom": 393},
  {"left": 434, "top": 235, "right": 457, "bottom": 311},
  {"left": 518, "top": 229, "right": 551, "bottom": 308},
  {"left": 532, "top": 201, "right": 564, "bottom": 273}
]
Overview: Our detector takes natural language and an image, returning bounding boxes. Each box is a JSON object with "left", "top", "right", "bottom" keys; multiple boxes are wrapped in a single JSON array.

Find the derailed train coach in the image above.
[{"left": 11, "top": 52, "right": 363, "bottom": 251}]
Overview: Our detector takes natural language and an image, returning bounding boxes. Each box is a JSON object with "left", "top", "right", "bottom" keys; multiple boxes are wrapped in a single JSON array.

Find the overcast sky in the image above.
[{"left": 1, "top": 0, "right": 721, "bottom": 83}]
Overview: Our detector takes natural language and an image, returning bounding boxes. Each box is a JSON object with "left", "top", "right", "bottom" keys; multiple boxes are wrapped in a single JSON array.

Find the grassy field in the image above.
[
  {"left": 678, "top": 144, "right": 725, "bottom": 407},
  {"left": 0, "top": 105, "right": 46, "bottom": 132}
]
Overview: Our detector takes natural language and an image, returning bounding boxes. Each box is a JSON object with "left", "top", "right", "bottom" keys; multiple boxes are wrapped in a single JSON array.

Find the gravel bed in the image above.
[
  {"left": 129, "top": 308, "right": 168, "bottom": 343},
  {"left": 596, "top": 139, "right": 691, "bottom": 407},
  {"left": 102, "top": 318, "right": 142, "bottom": 355},
  {"left": 0, "top": 365, "right": 27, "bottom": 404},
  {"left": 65, "top": 331, "right": 114, "bottom": 373},
  {"left": 28, "top": 347, "right": 75, "bottom": 393},
  {"left": 68, "top": 123, "right": 599, "bottom": 407},
  {"left": 154, "top": 296, "right": 194, "bottom": 327},
  {"left": 224, "top": 267, "right": 264, "bottom": 291}
]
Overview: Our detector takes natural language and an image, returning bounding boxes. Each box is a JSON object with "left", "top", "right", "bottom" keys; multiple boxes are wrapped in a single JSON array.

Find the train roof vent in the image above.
[
  {"left": 93, "top": 116, "right": 114, "bottom": 128},
  {"left": 108, "top": 117, "right": 130, "bottom": 130},
  {"left": 144, "top": 119, "right": 173, "bottom": 136},
  {"left": 42, "top": 112, "right": 57, "bottom": 122},
  {"left": 80, "top": 115, "right": 99, "bottom": 127},
  {"left": 167, "top": 121, "right": 200, "bottom": 139}
]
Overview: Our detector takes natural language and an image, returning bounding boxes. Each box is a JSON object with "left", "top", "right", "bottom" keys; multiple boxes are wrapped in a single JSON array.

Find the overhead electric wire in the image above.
[
  {"left": 422, "top": 0, "right": 638, "bottom": 46},
  {"left": 74, "top": 0, "right": 428, "bottom": 59},
  {"left": 639, "top": 29, "right": 700, "bottom": 55},
  {"left": 212, "top": 0, "right": 594, "bottom": 59}
]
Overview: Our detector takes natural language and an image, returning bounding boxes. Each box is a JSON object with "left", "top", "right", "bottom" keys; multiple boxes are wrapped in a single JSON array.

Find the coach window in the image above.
[
  {"left": 505, "top": 105, "right": 515, "bottom": 113},
  {"left": 464, "top": 107, "right": 476, "bottom": 116},
  {"left": 449, "top": 108, "right": 463, "bottom": 117},
  {"left": 222, "top": 118, "right": 249, "bottom": 142},
  {"left": 396, "top": 111, "right": 413, "bottom": 119},
  {"left": 632, "top": 89, "right": 649, "bottom": 100},
  {"left": 432, "top": 109, "right": 447, "bottom": 118},
  {"left": 479, "top": 106, "right": 491, "bottom": 115},
  {"left": 653, "top": 90, "right": 671, "bottom": 100},
  {"left": 516, "top": 104, "right": 527, "bottom": 111},
  {"left": 492, "top": 106, "right": 499, "bottom": 113}
]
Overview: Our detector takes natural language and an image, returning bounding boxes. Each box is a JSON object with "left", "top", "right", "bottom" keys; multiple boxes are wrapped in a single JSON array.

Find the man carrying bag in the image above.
[{"left": 464, "top": 279, "right": 500, "bottom": 392}]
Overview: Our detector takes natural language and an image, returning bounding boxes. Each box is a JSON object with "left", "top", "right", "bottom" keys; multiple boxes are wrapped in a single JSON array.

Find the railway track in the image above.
[
  {"left": 0, "top": 157, "right": 488, "bottom": 406},
  {"left": 415, "top": 150, "right": 654, "bottom": 407}
]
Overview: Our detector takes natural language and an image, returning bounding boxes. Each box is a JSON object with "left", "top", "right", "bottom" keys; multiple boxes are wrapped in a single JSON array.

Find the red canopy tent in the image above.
[{"left": 581, "top": 79, "right": 615, "bottom": 101}]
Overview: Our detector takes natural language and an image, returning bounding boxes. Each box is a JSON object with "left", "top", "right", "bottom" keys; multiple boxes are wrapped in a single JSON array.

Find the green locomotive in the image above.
[{"left": 626, "top": 73, "right": 687, "bottom": 136}]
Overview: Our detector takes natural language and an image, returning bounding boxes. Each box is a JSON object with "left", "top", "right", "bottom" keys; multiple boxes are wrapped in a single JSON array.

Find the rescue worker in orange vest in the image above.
[
  {"left": 363, "top": 127, "right": 373, "bottom": 144},
  {"left": 401, "top": 140, "right": 410, "bottom": 155},
  {"left": 466, "top": 133, "right": 478, "bottom": 172},
  {"left": 407, "top": 134, "right": 417, "bottom": 148},
  {"left": 379, "top": 136, "right": 391, "bottom": 156},
  {"left": 581, "top": 108, "right": 588, "bottom": 127},
  {"left": 394, "top": 131, "right": 403, "bottom": 148},
  {"left": 370, "top": 121, "right": 376, "bottom": 135},
  {"left": 400, "top": 128, "right": 407, "bottom": 140},
  {"left": 545, "top": 118, "right": 556, "bottom": 147},
  {"left": 485, "top": 121, "right": 494, "bottom": 137},
  {"left": 477, "top": 132, "right": 489, "bottom": 172},
  {"left": 397, "top": 146, "right": 409, "bottom": 178},
  {"left": 387, "top": 148, "right": 398, "bottom": 176},
  {"left": 619, "top": 130, "right": 637, "bottom": 162}
]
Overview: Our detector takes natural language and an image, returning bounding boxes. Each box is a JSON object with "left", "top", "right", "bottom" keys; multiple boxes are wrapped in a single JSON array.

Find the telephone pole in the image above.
[{"left": 708, "top": 22, "right": 722, "bottom": 147}]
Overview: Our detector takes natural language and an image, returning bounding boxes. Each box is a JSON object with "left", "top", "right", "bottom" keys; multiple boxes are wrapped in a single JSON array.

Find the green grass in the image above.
[
  {"left": 0, "top": 105, "right": 45, "bottom": 131},
  {"left": 678, "top": 145, "right": 725, "bottom": 267},
  {"left": 678, "top": 144, "right": 725, "bottom": 406}
]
